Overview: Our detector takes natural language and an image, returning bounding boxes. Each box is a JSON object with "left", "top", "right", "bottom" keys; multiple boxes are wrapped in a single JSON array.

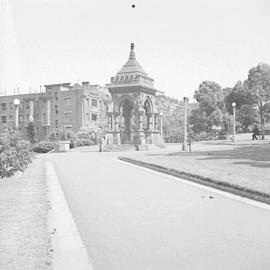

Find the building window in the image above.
[
  {"left": 44, "top": 127, "right": 47, "bottom": 136},
  {"left": 1, "top": 103, "right": 6, "bottom": 111},
  {"left": 9, "top": 115, "right": 13, "bottom": 121},
  {"left": 1, "top": 116, "right": 7, "bottom": 123},
  {"left": 91, "top": 99, "right": 97, "bottom": 107},
  {"left": 55, "top": 120, "right": 59, "bottom": 128},
  {"left": 91, "top": 114, "right": 97, "bottom": 121},
  {"left": 9, "top": 103, "right": 13, "bottom": 110},
  {"left": 55, "top": 105, "right": 58, "bottom": 114},
  {"left": 64, "top": 125, "right": 72, "bottom": 131},
  {"left": 65, "top": 98, "right": 72, "bottom": 106},
  {"left": 87, "top": 113, "right": 90, "bottom": 121},
  {"left": 64, "top": 112, "right": 72, "bottom": 122}
]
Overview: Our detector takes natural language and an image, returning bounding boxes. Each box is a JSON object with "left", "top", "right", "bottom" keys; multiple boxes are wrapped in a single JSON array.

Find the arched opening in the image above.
[
  {"left": 143, "top": 99, "right": 152, "bottom": 130},
  {"left": 119, "top": 99, "right": 134, "bottom": 143}
]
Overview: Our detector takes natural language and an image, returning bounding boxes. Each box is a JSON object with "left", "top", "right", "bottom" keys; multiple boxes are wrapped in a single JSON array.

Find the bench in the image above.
[{"left": 252, "top": 130, "right": 270, "bottom": 140}]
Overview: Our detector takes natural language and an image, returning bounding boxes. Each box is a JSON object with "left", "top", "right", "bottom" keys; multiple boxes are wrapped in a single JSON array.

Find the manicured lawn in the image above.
[{"left": 123, "top": 143, "right": 270, "bottom": 195}]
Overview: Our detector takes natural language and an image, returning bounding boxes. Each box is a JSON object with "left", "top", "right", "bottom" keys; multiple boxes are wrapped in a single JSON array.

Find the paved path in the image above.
[{"left": 47, "top": 151, "right": 270, "bottom": 270}]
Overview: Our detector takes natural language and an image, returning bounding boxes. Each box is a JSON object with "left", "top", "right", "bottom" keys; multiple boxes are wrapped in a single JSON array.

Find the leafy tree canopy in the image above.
[
  {"left": 194, "top": 81, "right": 224, "bottom": 115},
  {"left": 246, "top": 63, "right": 270, "bottom": 102},
  {"left": 236, "top": 105, "right": 258, "bottom": 132},
  {"left": 224, "top": 81, "right": 256, "bottom": 114}
]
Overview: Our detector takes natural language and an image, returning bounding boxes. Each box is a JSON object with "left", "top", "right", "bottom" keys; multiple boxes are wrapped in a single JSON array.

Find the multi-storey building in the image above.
[{"left": 0, "top": 82, "right": 110, "bottom": 140}]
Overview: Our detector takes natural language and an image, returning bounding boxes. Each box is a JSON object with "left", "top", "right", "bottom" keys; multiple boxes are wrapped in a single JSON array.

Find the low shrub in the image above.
[
  {"left": 49, "top": 128, "right": 76, "bottom": 142},
  {"left": 76, "top": 126, "right": 100, "bottom": 144},
  {"left": 72, "top": 138, "right": 95, "bottom": 147},
  {"left": 33, "top": 141, "right": 56, "bottom": 153},
  {"left": 0, "top": 129, "right": 34, "bottom": 178},
  {"left": 191, "top": 130, "right": 228, "bottom": 142}
]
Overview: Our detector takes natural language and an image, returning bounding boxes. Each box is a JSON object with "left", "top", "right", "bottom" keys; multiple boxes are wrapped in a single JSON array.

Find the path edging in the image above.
[
  {"left": 45, "top": 161, "right": 93, "bottom": 270},
  {"left": 118, "top": 157, "right": 270, "bottom": 205}
]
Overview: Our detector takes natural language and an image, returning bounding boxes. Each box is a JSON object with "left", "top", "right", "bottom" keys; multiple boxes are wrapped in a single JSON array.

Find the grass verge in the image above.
[{"left": 118, "top": 156, "right": 270, "bottom": 205}]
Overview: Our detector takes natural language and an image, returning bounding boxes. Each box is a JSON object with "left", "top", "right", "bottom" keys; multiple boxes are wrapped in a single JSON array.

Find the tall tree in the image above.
[
  {"left": 246, "top": 63, "right": 270, "bottom": 136},
  {"left": 190, "top": 81, "right": 224, "bottom": 132},
  {"left": 224, "top": 81, "right": 256, "bottom": 114},
  {"left": 194, "top": 81, "right": 224, "bottom": 114},
  {"left": 236, "top": 105, "right": 258, "bottom": 132},
  {"left": 224, "top": 81, "right": 258, "bottom": 131}
]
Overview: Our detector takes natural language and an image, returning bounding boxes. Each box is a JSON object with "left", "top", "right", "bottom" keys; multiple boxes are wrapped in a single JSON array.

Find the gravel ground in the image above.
[
  {"left": 122, "top": 143, "right": 270, "bottom": 195},
  {"left": 0, "top": 157, "right": 51, "bottom": 270}
]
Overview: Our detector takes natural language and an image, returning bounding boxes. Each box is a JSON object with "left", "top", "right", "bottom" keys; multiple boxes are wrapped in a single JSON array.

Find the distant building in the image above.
[{"left": 0, "top": 82, "right": 110, "bottom": 140}]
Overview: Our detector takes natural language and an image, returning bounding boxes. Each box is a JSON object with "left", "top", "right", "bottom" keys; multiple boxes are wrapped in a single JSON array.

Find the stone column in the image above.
[
  {"left": 148, "top": 113, "right": 153, "bottom": 131},
  {"left": 113, "top": 113, "right": 120, "bottom": 144},
  {"left": 13, "top": 99, "right": 20, "bottom": 129},
  {"left": 154, "top": 114, "right": 159, "bottom": 131},
  {"left": 29, "top": 100, "right": 34, "bottom": 122},
  {"left": 110, "top": 114, "right": 114, "bottom": 131},
  {"left": 15, "top": 105, "right": 19, "bottom": 129},
  {"left": 152, "top": 114, "right": 156, "bottom": 130},
  {"left": 137, "top": 109, "right": 146, "bottom": 145},
  {"left": 81, "top": 97, "right": 85, "bottom": 127},
  {"left": 114, "top": 113, "right": 119, "bottom": 131},
  {"left": 46, "top": 99, "right": 51, "bottom": 126},
  {"left": 160, "top": 112, "right": 163, "bottom": 137}
]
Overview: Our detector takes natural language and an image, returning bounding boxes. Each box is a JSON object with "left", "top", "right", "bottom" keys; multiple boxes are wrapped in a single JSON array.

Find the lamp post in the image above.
[
  {"left": 182, "top": 97, "right": 189, "bottom": 151},
  {"left": 232, "top": 102, "right": 236, "bottom": 142},
  {"left": 13, "top": 99, "right": 20, "bottom": 129},
  {"left": 160, "top": 112, "right": 163, "bottom": 138}
]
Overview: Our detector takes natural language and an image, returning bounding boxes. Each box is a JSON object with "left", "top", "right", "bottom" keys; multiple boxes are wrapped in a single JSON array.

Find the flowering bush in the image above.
[{"left": 0, "top": 129, "right": 34, "bottom": 178}]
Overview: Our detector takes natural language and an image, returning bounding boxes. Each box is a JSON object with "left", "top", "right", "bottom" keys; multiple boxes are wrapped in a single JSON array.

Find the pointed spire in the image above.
[{"left": 129, "top": 43, "right": 135, "bottom": 59}]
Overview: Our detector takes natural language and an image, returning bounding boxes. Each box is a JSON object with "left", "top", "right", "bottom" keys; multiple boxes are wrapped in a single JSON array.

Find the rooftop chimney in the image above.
[{"left": 82, "top": 81, "right": 90, "bottom": 88}]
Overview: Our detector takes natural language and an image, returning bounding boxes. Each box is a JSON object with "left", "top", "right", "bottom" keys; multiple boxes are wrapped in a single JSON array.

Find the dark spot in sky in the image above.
[{"left": 132, "top": 4, "right": 136, "bottom": 8}]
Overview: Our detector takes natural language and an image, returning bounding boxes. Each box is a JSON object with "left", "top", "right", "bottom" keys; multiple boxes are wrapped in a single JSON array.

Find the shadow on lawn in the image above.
[{"left": 146, "top": 145, "right": 270, "bottom": 168}]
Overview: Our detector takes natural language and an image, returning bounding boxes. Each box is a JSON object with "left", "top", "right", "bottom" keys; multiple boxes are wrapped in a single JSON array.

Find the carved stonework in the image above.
[{"left": 105, "top": 43, "right": 164, "bottom": 147}]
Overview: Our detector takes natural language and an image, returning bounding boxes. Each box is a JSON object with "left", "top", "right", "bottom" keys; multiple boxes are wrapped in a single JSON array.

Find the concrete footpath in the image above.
[
  {"left": 120, "top": 142, "right": 270, "bottom": 205},
  {"left": 46, "top": 160, "right": 93, "bottom": 270},
  {"left": 0, "top": 156, "right": 93, "bottom": 270}
]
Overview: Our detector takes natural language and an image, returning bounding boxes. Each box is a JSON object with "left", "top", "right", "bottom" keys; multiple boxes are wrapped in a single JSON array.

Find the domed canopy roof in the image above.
[
  {"left": 116, "top": 43, "right": 148, "bottom": 77},
  {"left": 107, "top": 43, "right": 156, "bottom": 93}
]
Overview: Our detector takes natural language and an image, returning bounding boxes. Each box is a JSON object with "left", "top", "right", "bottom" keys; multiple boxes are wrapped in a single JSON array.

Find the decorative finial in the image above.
[{"left": 129, "top": 43, "right": 135, "bottom": 59}]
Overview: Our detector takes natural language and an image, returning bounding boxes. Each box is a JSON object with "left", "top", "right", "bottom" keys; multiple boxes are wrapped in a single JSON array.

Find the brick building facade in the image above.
[{"left": 0, "top": 82, "right": 110, "bottom": 140}]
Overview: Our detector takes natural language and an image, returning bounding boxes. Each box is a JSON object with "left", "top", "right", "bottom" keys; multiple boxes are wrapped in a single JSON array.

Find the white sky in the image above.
[{"left": 1, "top": 0, "right": 270, "bottom": 100}]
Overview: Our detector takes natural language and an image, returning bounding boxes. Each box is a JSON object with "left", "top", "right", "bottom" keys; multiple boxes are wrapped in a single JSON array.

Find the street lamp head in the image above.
[
  {"left": 232, "top": 102, "right": 236, "bottom": 107},
  {"left": 13, "top": 99, "right": 20, "bottom": 105}
]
